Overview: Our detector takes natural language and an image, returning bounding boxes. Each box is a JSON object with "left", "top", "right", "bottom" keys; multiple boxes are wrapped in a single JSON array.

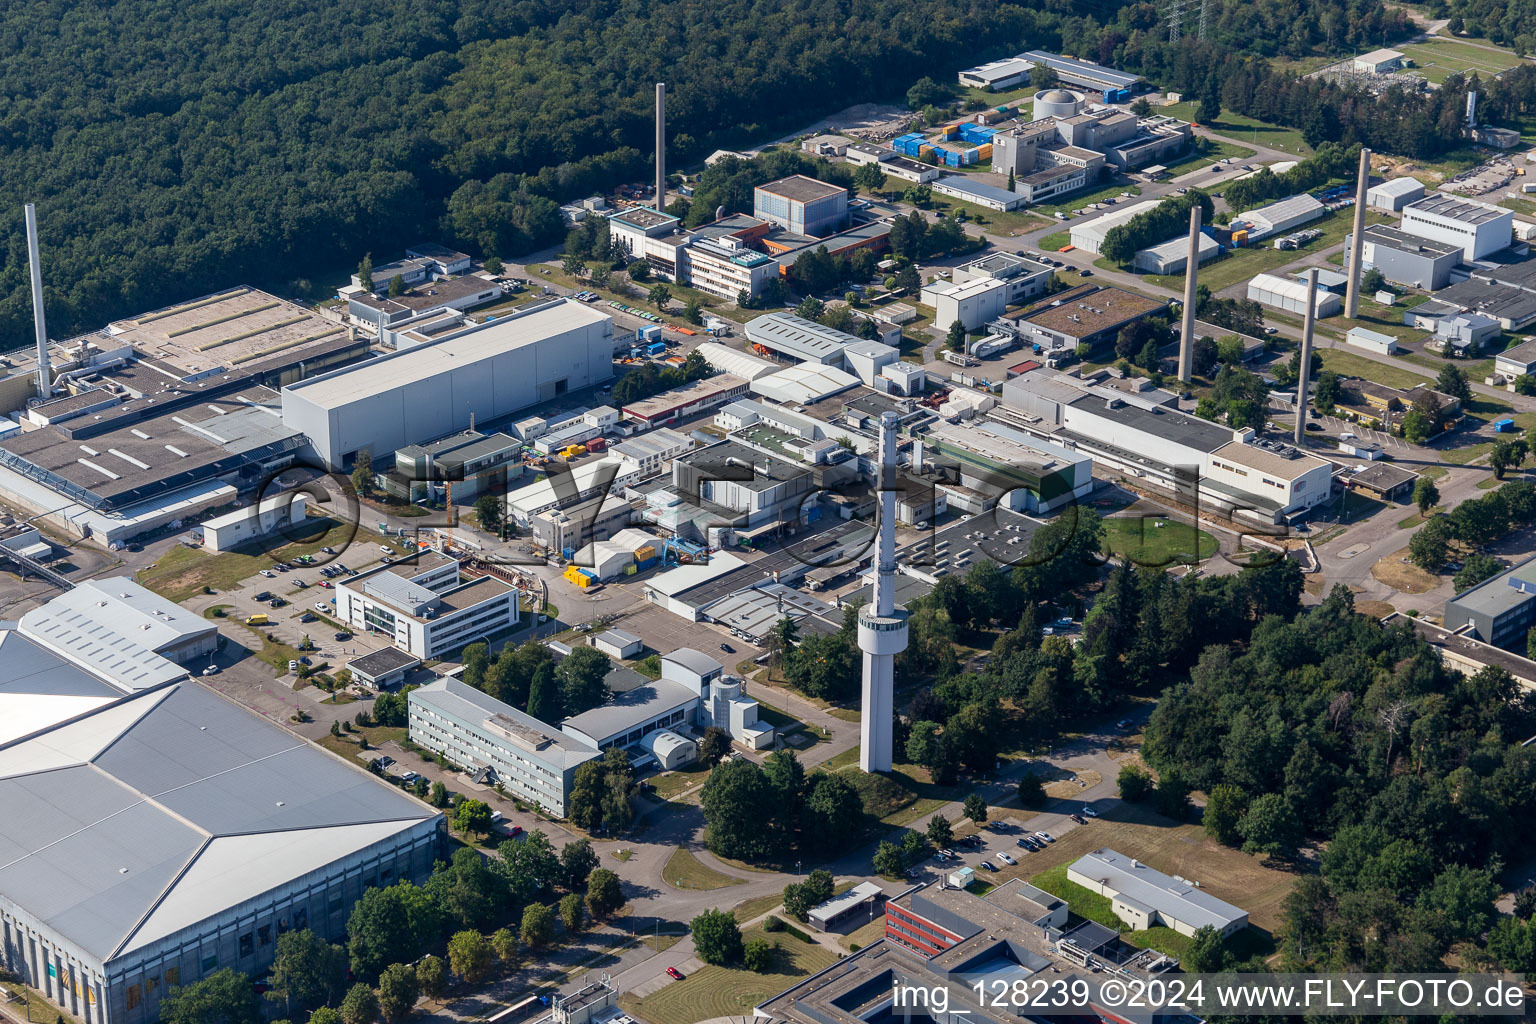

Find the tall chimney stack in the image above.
[
  {"left": 24, "top": 204, "right": 51, "bottom": 399},
  {"left": 1294, "top": 267, "right": 1318, "bottom": 447},
  {"left": 1344, "top": 147, "right": 1371, "bottom": 319},
  {"left": 655, "top": 83, "right": 666, "bottom": 215},
  {"left": 1178, "top": 203, "right": 1202, "bottom": 381}
]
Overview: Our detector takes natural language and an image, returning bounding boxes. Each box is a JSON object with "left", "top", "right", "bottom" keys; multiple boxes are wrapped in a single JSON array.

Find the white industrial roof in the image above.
[
  {"left": 0, "top": 681, "right": 436, "bottom": 963},
  {"left": 809, "top": 881, "right": 886, "bottom": 924},
  {"left": 750, "top": 364, "right": 861, "bottom": 405},
  {"left": 1137, "top": 232, "right": 1220, "bottom": 262},
  {"left": 1369, "top": 176, "right": 1425, "bottom": 198},
  {"left": 560, "top": 679, "right": 700, "bottom": 745},
  {"left": 644, "top": 551, "right": 748, "bottom": 598},
  {"left": 1249, "top": 273, "right": 1334, "bottom": 306},
  {"left": 1070, "top": 848, "right": 1246, "bottom": 932},
  {"left": 0, "top": 631, "right": 125, "bottom": 744},
  {"left": 508, "top": 456, "right": 628, "bottom": 515},
  {"left": 662, "top": 647, "right": 724, "bottom": 677},
  {"left": 201, "top": 491, "right": 308, "bottom": 530},
  {"left": 695, "top": 341, "right": 780, "bottom": 381},
  {"left": 1355, "top": 47, "right": 1404, "bottom": 64},
  {"left": 285, "top": 299, "right": 609, "bottom": 408},
  {"left": 744, "top": 313, "right": 858, "bottom": 362},
  {"left": 1070, "top": 200, "right": 1163, "bottom": 247},
  {"left": 1346, "top": 326, "right": 1400, "bottom": 346},
  {"left": 1240, "top": 193, "right": 1324, "bottom": 231}
]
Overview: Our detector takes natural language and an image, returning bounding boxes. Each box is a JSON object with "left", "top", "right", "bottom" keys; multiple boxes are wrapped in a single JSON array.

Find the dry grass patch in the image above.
[{"left": 1371, "top": 547, "right": 1441, "bottom": 594}]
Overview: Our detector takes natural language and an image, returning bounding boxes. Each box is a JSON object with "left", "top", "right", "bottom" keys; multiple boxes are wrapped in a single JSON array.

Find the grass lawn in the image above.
[
  {"left": 1397, "top": 39, "right": 1523, "bottom": 85},
  {"left": 1144, "top": 210, "right": 1387, "bottom": 294},
  {"left": 928, "top": 196, "right": 1050, "bottom": 237},
  {"left": 1318, "top": 349, "right": 1432, "bottom": 390},
  {"left": 1157, "top": 139, "right": 1258, "bottom": 178},
  {"left": 662, "top": 848, "right": 744, "bottom": 890},
  {"left": 619, "top": 928, "right": 838, "bottom": 1024},
  {"left": 961, "top": 84, "right": 1039, "bottom": 108},
  {"left": 316, "top": 724, "right": 406, "bottom": 762},
  {"left": 1, "top": 981, "right": 78, "bottom": 1024},
  {"left": 840, "top": 914, "right": 890, "bottom": 951},
  {"left": 528, "top": 261, "right": 746, "bottom": 324},
  {"left": 1038, "top": 231, "right": 1070, "bottom": 251},
  {"left": 731, "top": 891, "right": 786, "bottom": 925},
  {"left": 1103, "top": 516, "right": 1218, "bottom": 566},
  {"left": 1031, "top": 863, "right": 1125, "bottom": 929},
  {"left": 1160, "top": 102, "right": 1311, "bottom": 156},
  {"left": 649, "top": 762, "right": 713, "bottom": 802},
  {"left": 137, "top": 516, "right": 393, "bottom": 603},
  {"left": 1028, "top": 183, "right": 1142, "bottom": 219}
]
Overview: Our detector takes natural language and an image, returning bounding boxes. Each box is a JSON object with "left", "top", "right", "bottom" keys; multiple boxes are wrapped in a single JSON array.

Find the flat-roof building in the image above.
[
  {"left": 931, "top": 174, "right": 1027, "bottom": 212},
  {"left": 621, "top": 374, "right": 749, "bottom": 427},
  {"left": 409, "top": 677, "right": 599, "bottom": 816},
  {"left": 334, "top": 554, "right": 520, "bottom": 659},
  {"left": 0, "top": 680, "right": 441, "bottom": 1024},
  {"left": 195, "top": 492, "right": 309, "bottom": 552},
  {"left": 1443, "top": 554, "right": 1536, "bottom": 649},
  {"left": 1068, "top": 848, "right": 1249, "bottom": 937},
  {"left": 954, "top": 252, "right": 1055, "bottom": 305},
  {"left": 957, "top": 56, "right": 1034, "bottom": 91},
  {"left": 1353, "top": 48, "right": 1405, "bottom": 73},
  {"left": 1347, "top": 224, "right": 1462, "bottom": 291},
  {"left": 1021, "top": 51, "right": 1139, "bottom": 96},
  {"left": 282, "top": 299, "right": 613, "bottom": 470},
  {"left": 21, "top": 578, "right": 218, "bottom": 678},
  {"left": 922, "top": 420, "right": 1094, "bottom": 514},
  {"left": 921, "top": 276, "right": 1008, "bottom": 332},
  {"left": 1400, "top": 193, "right": 1513, "bottom": 261},
  {"left": 1133, "top": 231, "right": 1220, "bottom": 274},
  {"left": 1248, "top": 273, "right": 1342, "bottom": 317},
  {"left": 1002, "top": 284, "right": 1167, "bottom": 353},
  {"left": 753, "top": 176, "right": 849, "bottom": 238},
  {"left": 346, "top": 647, "right": 421, "bottom": 690},
  {"left": 1233, "top": 193, "right": 1325, "bottom": 240},
  {"left": 1070, "top": 200, "right": 1161, "bottom": 255}
]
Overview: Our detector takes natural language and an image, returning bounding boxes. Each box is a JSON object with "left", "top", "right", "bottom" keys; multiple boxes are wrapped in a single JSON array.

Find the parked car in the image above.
[
  {"left": 1082, "top": 806, "right": 1099, "bottom": 817},
  {"left": 1070, "top": 813, "right": 1086, "bottom": 824},
  {"left": 1015, "top": 837, "right": 1031, "bottom": 849},
  {"left": 981, "top": 860, "right": 998, "bottom": 871},
  {"left": 202, "top": 665, "right": 219, "bottom": 676},
  {"left": 720, "top": 643, "right": 734, "bottom": 653},
  {"left": 1117, "top": 719, "right": 1131, "bottom": 730},
  {"left": 666, "top": 967, "right": 685, "bottom": 981},
  {"left": 255, "top": 591, "right": 272, "bottom": 601},
  {"left": 996, "top": 852, "right": 1016, "bottom": 865},
  {"left": 319, "top": 581, "right": 333, "bottom": 589},
  {"left": 260, "top": 570, "right": 276, "bottom": 578},
  {"left": 1036, "top": 831, "right": 1054, "bottom": 843},
  {"left": 1263, "top": 326, "right": 1279, "bottom": 335},
  {"left": 335, "top": 631, "right": 352, "bottom": 641},
  {"left": 1079, "top": 269, "right": 1093, "bottom": 277},
  {"left": 376, "top": 756, "right": 395, "bottom": 768}
]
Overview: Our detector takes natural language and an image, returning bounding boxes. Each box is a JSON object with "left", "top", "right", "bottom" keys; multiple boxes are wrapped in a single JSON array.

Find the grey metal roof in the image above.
[
  {"left": 559, "top": 680, "right": 700, "bottom": 744},
  {"left": 1407, "top": 192, "right": 1509, "bottom": 226},
  {"left": 0, "top": 681, "right": 435, "bottom": 963},
  {"left": 1445, "top": 553, "right": 1536, "bottom": 620},
  {"left": 661, "top": 648, "right": 724, "bottom": 678},
  {"left": 1069, "top": 848, "right": 1247, "bottom": 931},
  {"left": 0, "top": 632, "right": 124, "bottom": 699},
  {"left": 411, "top": 678, "right": 599, "bottom": 768},
  {"left": 598, "top": 628, "right": 642, "bottom": 648},
  {"left": 743, "top": 313, "right": 857, "bottom": 361},
  {"left": 348, "top": 647, "right": 421, "bottom": 677}
]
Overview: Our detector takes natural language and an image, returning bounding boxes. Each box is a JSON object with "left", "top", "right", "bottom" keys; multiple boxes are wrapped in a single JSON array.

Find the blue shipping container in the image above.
[
  {"left": 647, "top": 341, "right": 667, "bottom": 356},
  {"left": 1494, "top": 418, "right": 1516, "bottom": 432}
]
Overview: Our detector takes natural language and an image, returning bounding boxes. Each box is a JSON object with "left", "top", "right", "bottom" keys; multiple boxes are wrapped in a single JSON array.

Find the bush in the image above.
[{"left": 764, "top": 915, "right": 785, "bottom": 932}]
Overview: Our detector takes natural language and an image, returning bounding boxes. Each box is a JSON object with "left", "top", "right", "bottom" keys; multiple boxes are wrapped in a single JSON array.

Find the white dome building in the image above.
[{"left": 1033, "top": 88, "right": 1085, "bottom": 120}]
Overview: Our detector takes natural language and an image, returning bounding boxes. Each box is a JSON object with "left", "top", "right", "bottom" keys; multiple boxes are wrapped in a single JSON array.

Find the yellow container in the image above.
[
  {"left": 1232, "top": 228, "right": 1248, "bottom": 245},
  {"left": 978, "top": 143, "right": 993, "bottom": 159},
  {"left": 918, "top": 145, "right": 934, "bottom": 156},
  {"left": 634, "top": 544, "right": 656, "bottom": 562}
]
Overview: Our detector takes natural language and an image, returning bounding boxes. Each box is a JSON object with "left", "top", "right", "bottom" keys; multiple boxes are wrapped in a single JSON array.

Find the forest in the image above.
[
  {"left": 0, "top": 0, "right": 1038, "bottom": 349},
  {"left": 1, "top": 0, "right": 1449, "bottom": 351}
]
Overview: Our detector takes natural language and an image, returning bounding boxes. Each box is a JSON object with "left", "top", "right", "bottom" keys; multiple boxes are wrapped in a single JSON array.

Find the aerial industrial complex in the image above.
[{"left": 5, "top": 33, "right": 1536, "bottom": 1024}]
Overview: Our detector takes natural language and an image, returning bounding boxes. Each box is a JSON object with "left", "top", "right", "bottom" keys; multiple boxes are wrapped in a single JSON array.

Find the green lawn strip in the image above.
[
  {"left": 1158, "top": 102, "right": 1312, "bottom": 156},
  {"left": 1029, "top": 863, "right": 1124, "bottom": 929},
  {"left": 137, "top": 515, "right": 393, "bottom": 603},
  {"left": 1026, "top": 183, "right": 1143, "bottom": 219},
  {"left": 1103, "top": 516, "right": 1218, "bottom": 565},
  {"left": 1397, "top": 40, "right": 1522, "bottom": 84},
  {"left": 1317, "top": 349, "right": 1433, "bottom": 390},
  {"left": 661, "top": 847, "right": 744, "bottom": 890},
  {"left": 1156, "top": 139, "right": 1257, "bottom": 178},
  {"left": 1143, "top": 210, "right": 1388, "bottom": 294},
  {"left": 619, "top": 927, "right": 837, "bottom": 1024},
  {"left": 1039, "top": 231, "right": 1070, "bottom": 251}
]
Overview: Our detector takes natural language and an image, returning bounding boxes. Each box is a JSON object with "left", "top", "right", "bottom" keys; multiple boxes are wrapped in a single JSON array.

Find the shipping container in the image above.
[
  {"left": 1231, "top": 228, "right": 1248, "bottom": 246},
  {"left": 978, "top": 143, "right": 993, "bottom": 159},
  {"left": 586, "top": 436, "right": 607, "bottom": 452}
]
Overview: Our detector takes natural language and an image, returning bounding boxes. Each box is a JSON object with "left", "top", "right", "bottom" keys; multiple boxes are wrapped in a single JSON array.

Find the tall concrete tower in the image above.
[
  {"left": 655, "top": 83, "right": 667, "bottom": 214},
  {"left": 1294, "top": 267, "right": 1319, "bottom": 447},
  {"left": 24, "top": 204, "right": 51, "bottom": 399},
  {"left": 1178, "top": 203, "right": 1202, "bottom": 381},
  {"left": 858, "top": 412, "right": 908, "bottom": 773},
  {"left": 1344, "top": 147, "right": 1371, "bottom": 319}
]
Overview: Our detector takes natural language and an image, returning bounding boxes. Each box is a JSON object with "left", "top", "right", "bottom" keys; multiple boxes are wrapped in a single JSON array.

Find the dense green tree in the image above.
[
  {"left": 452, "top": 798, "right": 494, "bottom": 837},
  {"left": 347, "top": 883, "right": 444, "bottom": 980},
  {"left": 559, "top": 892, "right": 586, "bottom": 932},
  {"left": 872, "top": 840, "right": 905, "bottom": 877},
  {"left": 1117, "top": 764, "right": 1152, "bottom": 801},
  {"left": 692, "top": 909, "right": 744, "bottom": 965},
  {"left": 926, "top": 814, "right": 954, "bottom": 847},
  {"left": 1413, "top": 476, "right": 1439, "bottom": 517},
  {"left": 698, "top": 726, "right": 732, "bottom": 766},
  {"left": 560, "top": 839, "right": 600, "bottom": 891},
  {"left": 519, "top": 903, "right": 555, "bottom": 948},
  {"left": 962, "top": 793, "right": 987, "bottom": 823},
  {"left": 268, "top": 929, "right": 347, "bottom": 1016},
  {"left": 802, "top": 771, "right": 863, "bottom": 854},
  {"left": 339, "top": 984, "right": 379, "bottom": 1024},
  {"left": 1203, "top": 784, "right": 1246, "bottom": 844},
  {"left": 1183, "top": 926, "right": 1227, "bottom": 973},
  {"left": 743, "top": 937, "right": 773, "bottom": 972},
  {"left": 555, "top": 646, "right": 612, "bottom": 716},
  {"left": 159, "top": 969, "right": 262, "bottom": 1024},
  {"left": 376, "top": 964, "right": 419, "bottom": 1024},
  {"left": 586, "top": 867, "right": 625, "bottom": 917},
  {"left": 415, "top": 956, "right": 447, "bottom": 1001}
]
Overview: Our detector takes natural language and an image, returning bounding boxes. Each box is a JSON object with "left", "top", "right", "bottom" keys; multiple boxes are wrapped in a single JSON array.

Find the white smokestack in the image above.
[
  {"left": 24, "top": 204, "right": 51, "bottom": 398},
  {"left": 1178, "top": 203, "right": 1201, "bottom": 381},
  {"left": 1344, "top": 147, "right": 1371, "bottom": 319},
  {"left": 1467, "top": 91, "right": 1478, "bottom": 126},
  {"left": 1295, "top": 267, "right": 1318, "bottom": 447},
  {"left": 655, "top": 83, "right": 666, "bottom": 214}
]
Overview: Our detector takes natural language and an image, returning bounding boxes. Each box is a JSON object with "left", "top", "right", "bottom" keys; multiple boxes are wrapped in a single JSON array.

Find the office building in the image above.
[
  {"left": 333, "top": 553, "right": 520, "bottom": 659},
  {"left": 408, "top": 677, "right": 598, "bottom": 816},
  {"left": 953, "top": 252, "right": 1055, "bottom": 305},
  {"left": 282, "top": 299, "right": 613, "bottom": 470},
  {"left": 1366, "top": 176, "right": 1426, "bottom": 211},
  {"left": 612, "top": 426, "right": 695, "bottom": 476},
  {"left": 660, "top": 648, "right": 774, "bottom": 749},
  {"left": 607, "top": 206, "right": 686, "bottom": 276},
  {"left": 388, "top": 430, "right": 523, "bottom": 502},
  {"left": 1400, "top": 193, "right": 1513, "bottom": 261},
  {"left": 1496, "top": 339, "right": 1536, "bottom": 378},
  {"left": 683, "top": 238, "right": 779, "bottom": 300},
  {"left": 0, "top": 680, "right": 441, "bottom": 1024},
  {"left": 1014, "top": 163, "right": 1089, "bottom": 203},
  {"left": 1068, "top": 848, "right": 1249, "bottom": 937},
  {"left": 1347, "top": 225, "right": 1462, "bottom": 291},
  {"left": 1443, "top": 554, "right": 1536, "bottom": 648},
  {"left": 753, "top": 176, "right": 849, "bottom": 238}
]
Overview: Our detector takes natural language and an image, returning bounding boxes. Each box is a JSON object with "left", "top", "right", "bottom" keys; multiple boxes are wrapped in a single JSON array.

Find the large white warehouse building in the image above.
[
  {"left": 1400, "top": 193, "right": 1513, "bottom": 261},
  {"left": 282, "top": 299, "right": 614, "bottom": 469}
]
